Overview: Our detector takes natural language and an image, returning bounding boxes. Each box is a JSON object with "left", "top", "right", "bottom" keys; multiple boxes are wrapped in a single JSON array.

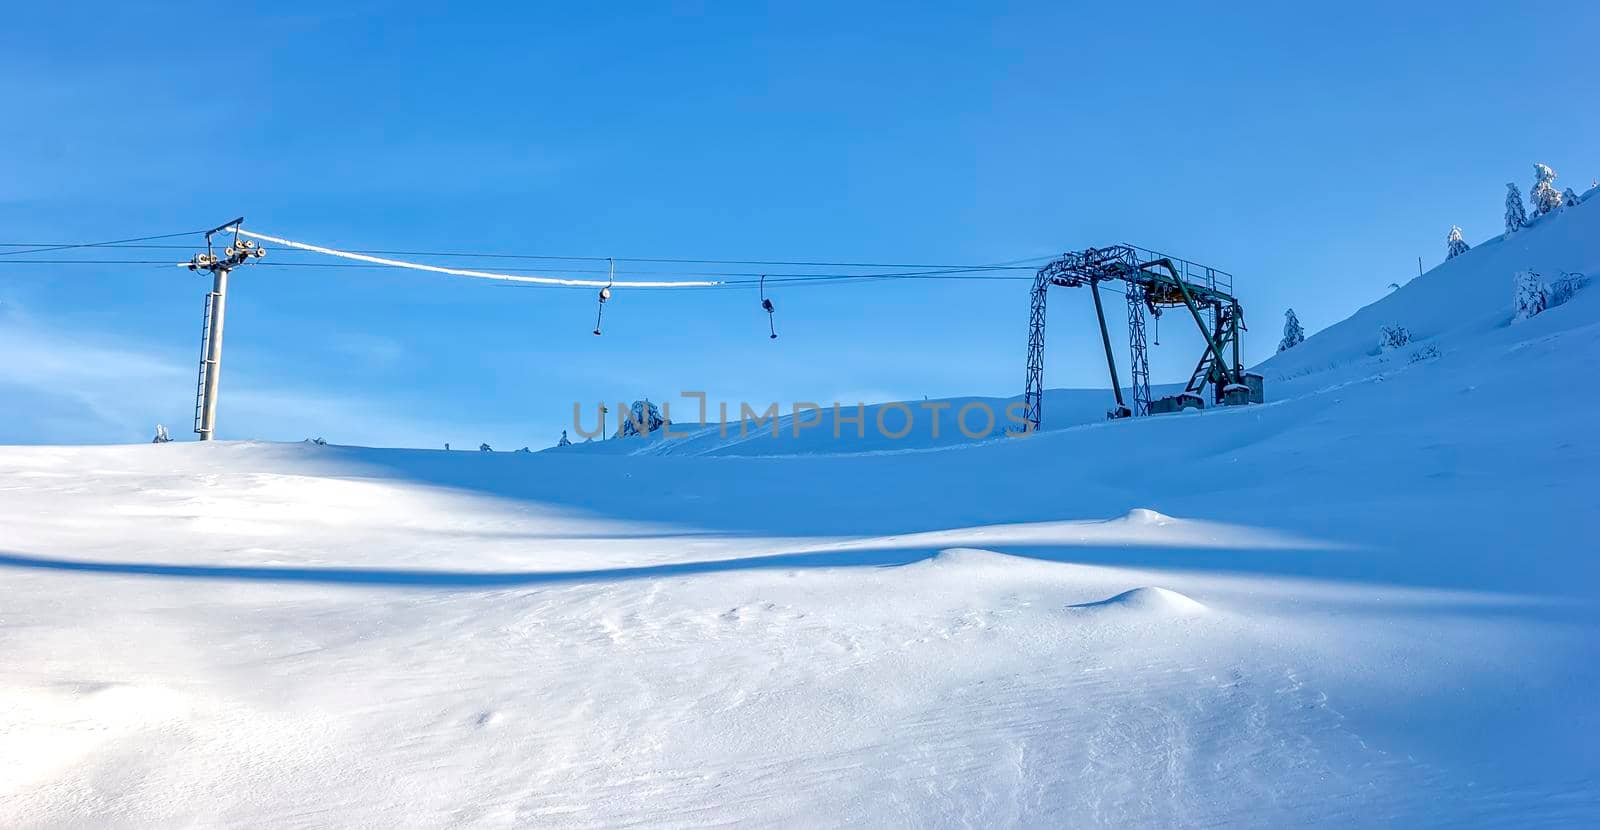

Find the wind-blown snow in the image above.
[
  {"left": 1068, "top": 586, "right": 1208, "bottom": 616},
  {"left": 3, "top": 198, "right": 1600, "bottom": 826}
]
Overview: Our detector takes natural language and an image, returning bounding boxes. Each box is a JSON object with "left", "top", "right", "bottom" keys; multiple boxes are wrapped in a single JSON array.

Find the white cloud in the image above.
[
  {"left": 0, "top": 310, "right": 447, "bottom": 447},
  {"left": 0, "top": 308, "right": 189, "bottom": 443}
]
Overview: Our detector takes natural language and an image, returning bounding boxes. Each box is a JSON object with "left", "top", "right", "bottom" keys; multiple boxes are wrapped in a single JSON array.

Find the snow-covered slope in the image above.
[
  {"left": 1260, "top": 189, "right": 1599, "bottom": 391},
  {"left": 566, "top": 194, "right": 1599, "bottom": 460},
  {"left": 547, "top": 386, "right": 1132, "bottom": 457},
  {"left": 3, "top": 199, "right": 1599, "bottom": 826}
]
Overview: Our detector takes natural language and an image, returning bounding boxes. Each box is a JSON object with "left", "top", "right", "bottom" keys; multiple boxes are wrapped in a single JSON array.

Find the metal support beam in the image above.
[
  {"left": 186, "top": 218, "right": 264, "bottom": 441},
  {"left": 1172, "top": 274, "right": 1234, "bottom": 388},
  {"left": 196, "top": 268, "right": 229, "bottom": 440},
  {"left": 1230, "top": 304, "right": 1242, "bottom": 384},
  {"left": 1212, "top": 302, "right": 1227, "bottom": 402},
  {"left": 1089, "top": 279, "right": 1128, "bottom": 417}
]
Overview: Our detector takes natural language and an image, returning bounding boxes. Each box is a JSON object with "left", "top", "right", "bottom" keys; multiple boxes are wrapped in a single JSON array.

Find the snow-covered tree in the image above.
[
  {"left": 479, "top": 443, "right": 493, "bottom": 452},
  {"left": 1446, "top": 226, "right": 1470, "bottom": 259},
  {"left": 557, "top": 429, "right": 572, "bottom": 447},
  {"left": 1409, "top": 344, "right": 1441, "bottom": 363},
  {"left": 1548, "top": 271, "right": 1589, "bottom": 307},
  {"left": 619, "top": 399, "right": 665, "bottom": 437},
  {"left": 1563, "top": 187, "right": 1580, "bottom": 208},
  {"left": 1505, "top": 183, "right": 1527, "bottom": 233},
  {"left": 151, "top": 424, "right": 172, "bottom": 443},
  {"left": 1530, "top": 164, "right": 1562, "bottom": 216},
  {"left": 1513, "top": 270, "right": 1549, "bottom": 322},
  {"left": 1378, "top": 324, "right": 1410, "bottom": 351},
  {"left": 1278, "top": 308, "right": 1305, "bottom": 352}
]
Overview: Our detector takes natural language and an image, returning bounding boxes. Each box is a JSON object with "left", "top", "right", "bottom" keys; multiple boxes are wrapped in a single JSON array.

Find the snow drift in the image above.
[{"left": 1068, "top": 586, "right": 1208, "bottom": 616}]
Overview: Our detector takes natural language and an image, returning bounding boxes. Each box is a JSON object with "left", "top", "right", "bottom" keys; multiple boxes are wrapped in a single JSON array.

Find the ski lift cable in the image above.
[
  {"left": 0, "top": 258, "right": 1034, "bottom": 284},
  {"left": 0, "top": 229, "right": 208, "bottom": 258},
  {"left": 0, "top": 251, "right": 1000, "bottom": 278},
  {"left": 227, "top": 229, "right": 723, "bottom": 288},
  {"left": 0, "top": 234, "right": 1063, "bottom": 291},
  {"left": 0, "top": 241, "right": 1049, "bottom": 271}
]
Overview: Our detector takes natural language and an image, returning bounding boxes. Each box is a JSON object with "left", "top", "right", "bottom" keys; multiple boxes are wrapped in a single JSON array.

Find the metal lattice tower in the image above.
[
  {"left": 1021, "top": 244, "right": 1244, "bottom": 431},
  {"left": 1022, "top": 279, "right": 1049, "bottom": 431},
  {"left": 1125, "top": 284, "right": 1151, "bottom": 416}
]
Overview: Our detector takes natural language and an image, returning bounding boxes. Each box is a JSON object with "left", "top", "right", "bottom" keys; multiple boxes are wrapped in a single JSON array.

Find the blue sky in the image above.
[{"left": 2, "top": 1, "right": 1596, "bottom": 447}]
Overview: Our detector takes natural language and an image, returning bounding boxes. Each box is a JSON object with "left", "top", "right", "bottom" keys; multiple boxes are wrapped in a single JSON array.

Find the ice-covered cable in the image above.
[{"left": 228, "top": 229, "right": 723, "bottom": 288}]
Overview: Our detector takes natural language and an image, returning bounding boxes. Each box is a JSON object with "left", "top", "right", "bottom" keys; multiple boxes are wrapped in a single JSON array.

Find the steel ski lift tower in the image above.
[
  {"left": 1022, "top": 244, "right": 1258, "bottom": 432},
  {"left": 186, "top": 218, "right": 266, "bottom": 441}
]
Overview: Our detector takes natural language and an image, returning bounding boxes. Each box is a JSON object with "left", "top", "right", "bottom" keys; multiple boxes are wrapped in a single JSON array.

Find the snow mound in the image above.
[
  {"left": 1069, "top": 587, "right": 1207, "bottom": 616},
  {"left": 914, "top": 547, "right": 1028, "bottom": 570},
  {"left": 926, "top": 546, "right": 1000, "bottom": 563},
  {"left": 1117, "top": 508, "right": 1172, "bottom": 526}
]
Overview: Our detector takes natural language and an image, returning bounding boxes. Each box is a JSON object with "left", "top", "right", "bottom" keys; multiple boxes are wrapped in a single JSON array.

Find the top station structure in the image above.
[{"left": 1023, "top": 244, "right": 1263, "bottom": 431}]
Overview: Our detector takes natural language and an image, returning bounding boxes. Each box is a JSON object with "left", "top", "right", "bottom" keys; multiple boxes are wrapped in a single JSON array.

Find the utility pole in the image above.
[{"left": 186, "top": 218, "right": 265, "bottom": 441}]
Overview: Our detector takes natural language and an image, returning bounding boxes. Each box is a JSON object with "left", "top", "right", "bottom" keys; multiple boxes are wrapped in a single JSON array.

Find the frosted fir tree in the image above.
[
  {"left": 1278, "top": 308, "right": 1305, "bottom": 352},
  {"left": 1513, "top": 270, "right": 1548, "bottom": 322},
  {"left": 479, "top": 443, "right": 493, "bottom": 452},
  {"left": 151, "top": 424, "right": 172, "bottom": 443},
  {"left": 1530, "top": 164, "right": 1562, "bottom": 216},
  {"left": 619, "top": 399, "right": 665, "bottom": 437},
  {"left": 1563, "top": 187, "right": 1580, "bottom": 208},
  {"left": 1548, "top": 271, "right": 1590, "bottom": 307},
  {"left": 1446, "top": 226, "right": 1470, "bottom": 259},
  {"left": 1504, "top": 183, "right": 1527, "bottom": 233},
  {"left": 557, "top": 429, "right": 572, "bottom": 447},
  {"left": 1378, "top": 324, "right": 1411, "bottom": 351}
]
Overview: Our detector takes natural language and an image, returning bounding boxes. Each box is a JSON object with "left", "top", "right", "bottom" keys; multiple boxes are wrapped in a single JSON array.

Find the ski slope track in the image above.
[{"left": 4, "top": 197, "right": 1600, "bottom": 826}]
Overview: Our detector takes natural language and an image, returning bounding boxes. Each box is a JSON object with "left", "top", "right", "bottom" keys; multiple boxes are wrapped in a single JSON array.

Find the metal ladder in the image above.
[{"left": 193, "top": 291, "right": 217, "bottom": 433}]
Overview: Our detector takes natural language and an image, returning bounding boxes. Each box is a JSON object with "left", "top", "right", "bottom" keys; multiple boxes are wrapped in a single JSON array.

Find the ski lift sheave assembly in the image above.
[{"left": 186, "top": 227, "right": 265, "bottom": 273}]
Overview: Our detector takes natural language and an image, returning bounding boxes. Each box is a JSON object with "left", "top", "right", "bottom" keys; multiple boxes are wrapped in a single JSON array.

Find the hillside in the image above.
[
  {"left": 3, "top": 197, "right": 1599, "bottom": 826},
  {"left": 1260, "top": 186, "right": 1599, "bottom": 389},
  {"left": 560, "top": 190, "right": 1599, "bottom": 459}
]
